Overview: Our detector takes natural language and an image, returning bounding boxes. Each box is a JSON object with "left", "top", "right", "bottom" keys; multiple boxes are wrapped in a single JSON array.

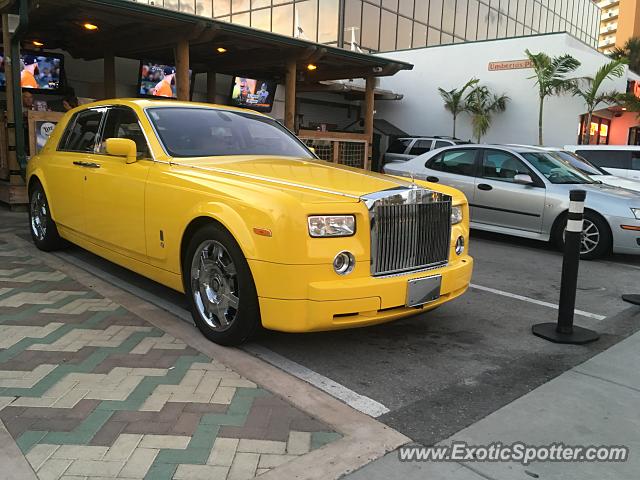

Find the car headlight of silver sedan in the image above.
[
  {"left": 451, "top": 205, "right": 463, "bottom": 225},
  {"left": 308, "top": 215, "right": 356, "bottom": 237},
  {"left": 632, "top": 208, "right": 640, "bottom": 220}
]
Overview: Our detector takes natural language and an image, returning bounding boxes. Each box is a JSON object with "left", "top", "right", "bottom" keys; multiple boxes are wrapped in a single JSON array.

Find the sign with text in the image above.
[{"left": 488, "top": 59, "right": 534, "bottom": 71}]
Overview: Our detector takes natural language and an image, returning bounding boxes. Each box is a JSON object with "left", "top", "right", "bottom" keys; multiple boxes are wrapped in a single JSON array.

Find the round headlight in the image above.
[
  {"left": 333, "top": 251, "right": 355, "bottom": 275},
  {"left": 455, "top": 236, "right": 465, "bottom": 256}
]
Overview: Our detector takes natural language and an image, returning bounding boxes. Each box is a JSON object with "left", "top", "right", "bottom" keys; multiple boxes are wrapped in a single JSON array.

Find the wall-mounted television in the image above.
[
  {"left": 0, "top": 50, "right": 64, "bottom": 93},
  {"left": 138, "top": 60, "right": 193, "bottom": 99},
  {"left": 230, "top": 76, "right": 277, "bottom": 113}
]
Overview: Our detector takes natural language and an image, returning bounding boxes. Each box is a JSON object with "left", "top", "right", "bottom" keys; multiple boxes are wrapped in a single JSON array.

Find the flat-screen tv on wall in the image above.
[
  {"left": 0, "top": 50, "right": 64, "bottom": 93},
  {"left": 138, "top": 60, "right": 193, "bottom": 99},
  {"left": 229, "top": 76, "right": 277, "bottom": 113}
]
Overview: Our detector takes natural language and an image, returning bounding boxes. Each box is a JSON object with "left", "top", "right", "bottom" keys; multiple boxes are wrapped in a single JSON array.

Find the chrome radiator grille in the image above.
[{"left": 369, "top": 189, "right": 451, "bottom": 276}]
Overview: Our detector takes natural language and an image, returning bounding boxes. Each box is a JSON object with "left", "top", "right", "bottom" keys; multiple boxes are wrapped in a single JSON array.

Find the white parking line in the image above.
[
  {"left": 243, "top": 344, "right": 390, "bottom": 417},
  {"left": 53, "top": 250, "right": 390, "bottom": 418},
  {"left": 470, "top": 283, "right": 606, "bottom": 321},
  {"left": 600, "top": 261, "right": 640, "bottom": 271}
]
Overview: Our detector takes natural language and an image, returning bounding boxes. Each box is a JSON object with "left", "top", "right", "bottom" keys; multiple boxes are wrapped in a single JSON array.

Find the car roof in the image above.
[
  {"left": 564, "top": 144, "right": 640, "bottom": 151},
  {"left": 427, "top": 144, "right": 545, "bottom": 154},
  {"left": 68, "top": 98, "right": 266, "bottom": 117}
]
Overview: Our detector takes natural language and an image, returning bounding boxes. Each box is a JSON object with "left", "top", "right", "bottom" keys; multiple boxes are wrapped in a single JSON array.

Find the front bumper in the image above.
[
  {"left": 249, "top": 255, "right": 473, "bottom": 332},
  {"left": 611, "top": 215, "right": 640, "bottom": 255}
]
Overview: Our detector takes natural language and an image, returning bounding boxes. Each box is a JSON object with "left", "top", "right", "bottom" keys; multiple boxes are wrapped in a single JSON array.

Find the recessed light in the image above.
[
  {"left": 83, "top": 22, "right": 99, "bottom": 31},
  {"left": 307, "top": 64, "right": 317, "bottom": 71},
  {"left": 216, "top": 47, "right": 227, "bottom": 53},
  {"left": 32, "top": 40, "right": 44, "bottom": 47}
]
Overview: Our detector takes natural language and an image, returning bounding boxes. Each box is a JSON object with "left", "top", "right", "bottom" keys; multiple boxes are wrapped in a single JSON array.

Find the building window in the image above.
[{"left": 579, "top": 115, "right": 610, "bottom": 145}]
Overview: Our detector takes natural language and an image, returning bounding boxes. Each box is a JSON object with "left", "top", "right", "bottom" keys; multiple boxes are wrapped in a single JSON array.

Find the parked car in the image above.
[
  {"left": 384, "top": 144, "right": 640, "bottom": 259},
  {"left": 564, "top": 145, "right": 640, "bottom": 181},
  {"left": 506, "top": 145, "right": 640, "bottom": 193},
  {"left": 383, "top": 136, "right": 469, "bottom": 164},
  {"left": 27, "top": 99, "right": 473, "bottom": 345}
]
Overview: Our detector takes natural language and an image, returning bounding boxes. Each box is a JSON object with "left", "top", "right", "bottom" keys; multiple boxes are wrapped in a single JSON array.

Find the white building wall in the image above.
[{"left": 376, "top": 33, "right": 632, "bottom": 147}]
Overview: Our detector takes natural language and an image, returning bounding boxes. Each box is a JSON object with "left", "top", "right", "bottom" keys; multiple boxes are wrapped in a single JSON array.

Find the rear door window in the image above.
[
  {"left": 433, "top": 140, "right": 452, "bottom": 150},
  {"left": 409, "top": 140, "right": 433, "bottom": 155},
  {"left": 387, "top": 139, "right": 412, "bottom": 154},
  {"left": 575, "top": 150, "right": 632, "bottom": 170},
  {"left": 58, "top": 109, "right": 105, "bottom": 153}
]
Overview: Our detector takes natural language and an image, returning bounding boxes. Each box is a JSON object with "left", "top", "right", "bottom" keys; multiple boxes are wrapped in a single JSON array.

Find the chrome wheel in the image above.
[
  {"left": 579, "top": 219, "right": 600, "bottom": 255},
  {"left": 190, "top": 240, "right": 239, "bottom": 332},
  {"left": 30, "top": 190, "right": 48, "bottom": 241},
  {"left": 563, "top": 218, "right": 600, "bottom": 255}
]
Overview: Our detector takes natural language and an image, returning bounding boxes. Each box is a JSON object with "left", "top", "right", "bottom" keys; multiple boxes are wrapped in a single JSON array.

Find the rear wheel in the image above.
[
  {"left": 183, "top": 224, "right": 260, "bottom": 345},
  {"left": 555, "top": 211, "right": 612, "bottom": 260},
  {"left": 29, "top": 182, "right": 64, "bottom": 251}
]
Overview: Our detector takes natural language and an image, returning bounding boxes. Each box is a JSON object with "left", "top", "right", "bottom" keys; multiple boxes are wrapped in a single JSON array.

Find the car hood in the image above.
[
  {"left": 581, "top": 181, "right": 640, "bottom": 201},
  {"left": 170, "top": 156, "right": 415, "bottom": 202},
  {"left": 592, "top": 175, "right": 640, "bottom": 193}
]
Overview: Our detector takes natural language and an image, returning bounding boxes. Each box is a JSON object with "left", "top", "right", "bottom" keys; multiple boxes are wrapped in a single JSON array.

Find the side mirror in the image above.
[
  {"left": 106, "top": 138, "right": 137, "bottom": 164},
  {"left": 513, "top": 173, "right": 534, "bottom": 185}
]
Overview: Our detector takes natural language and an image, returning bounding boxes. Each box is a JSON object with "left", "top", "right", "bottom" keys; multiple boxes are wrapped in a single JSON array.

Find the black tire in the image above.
[
  {"left": 554, "top": 210, "right": 612, "bottom": 260},
  {"left": 182, "top": 223, "right": 260, "bottom": 346},
  {"left": 28, "top": 181, "right": 64, "bottom": 252}
]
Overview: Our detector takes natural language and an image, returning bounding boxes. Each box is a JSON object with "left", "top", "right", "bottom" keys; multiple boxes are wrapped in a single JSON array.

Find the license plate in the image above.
[{"left": 406, "top": 275, "right": 442, "bottom": 307}]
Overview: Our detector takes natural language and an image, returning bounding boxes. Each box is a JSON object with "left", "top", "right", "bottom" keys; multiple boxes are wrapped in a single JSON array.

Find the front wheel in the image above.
[
  {"left": 29, "top": 182, "right": 64, "bottom": 251},
  {"left": 183, "top": 224, "right": 260, "bottom": 345},
  {"left": 555, "top": 211, "right": 612, "bottom": 260}
]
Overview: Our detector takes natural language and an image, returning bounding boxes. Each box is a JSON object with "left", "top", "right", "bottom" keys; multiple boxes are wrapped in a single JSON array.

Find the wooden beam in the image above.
[
  {"left": 176, "top": 38, "right": 190, "bottom": 101},
  {"left": 207, "top": 72, "right": 217, "bottom": 103},
  {"left": 285, "top": 59, "right": 297, "bottom": 131},
  {"left": 104, "top": 52, "right": 116, "bottom": 99},
  {"left": 364, "top": 76, "right": 375, "bottom": 171}
]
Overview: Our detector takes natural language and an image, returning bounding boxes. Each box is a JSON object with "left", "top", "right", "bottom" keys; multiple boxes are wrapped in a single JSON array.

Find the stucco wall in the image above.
[{"left": 375, "top": 32, "right": 632, "bottom": 147}]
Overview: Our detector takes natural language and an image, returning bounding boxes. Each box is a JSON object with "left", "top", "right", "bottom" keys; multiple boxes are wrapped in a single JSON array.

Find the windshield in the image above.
[
  {"left": 551, "top": 151, "right": 610, "bottom": 176},
  {"left": 147, "top": 107, "right": 314, "bottom": 158},
  {"left": 521, "top": 152, "right": 595, "bottom": 184}
]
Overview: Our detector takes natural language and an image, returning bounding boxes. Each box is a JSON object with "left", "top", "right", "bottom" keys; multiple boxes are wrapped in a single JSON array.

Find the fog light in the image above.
[
  {"left": 333, "top": 251, "right": 355, "bottom": 275},
  {"left": 455, "top": 236, "right": 465, "bottom": 256}
]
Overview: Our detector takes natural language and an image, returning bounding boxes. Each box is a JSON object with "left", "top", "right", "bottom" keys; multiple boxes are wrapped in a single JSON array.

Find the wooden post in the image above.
[
  {"left": 206, "top": 71, "right": 217, "bottom": 103},
  {"left": 176, "top": 39, "right": 190, "bottom": 101},
  {"left": 104, "top": 52, "right": 116, "bottom": 99},
  {"left": 364, "top": 76, "right": 375, "bottom": 171},
  {"left": 285, "top": 59, "right": 297, "bottom": 131}
]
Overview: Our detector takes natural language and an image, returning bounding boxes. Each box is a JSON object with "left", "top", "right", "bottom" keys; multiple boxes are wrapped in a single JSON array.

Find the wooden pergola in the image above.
[{"left": 0, "top": 0, "right": 412, "bottom": 206}]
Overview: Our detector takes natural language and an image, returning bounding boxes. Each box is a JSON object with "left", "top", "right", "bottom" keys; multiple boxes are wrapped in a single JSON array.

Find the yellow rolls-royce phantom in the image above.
[{"left": 26, "top": 99, "right": 473, "bottom": 345}]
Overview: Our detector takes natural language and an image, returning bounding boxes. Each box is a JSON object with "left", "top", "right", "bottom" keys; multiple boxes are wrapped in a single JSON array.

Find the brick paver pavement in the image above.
[{"left": 0, "top": 225, "right": 340, "bottom": 480}]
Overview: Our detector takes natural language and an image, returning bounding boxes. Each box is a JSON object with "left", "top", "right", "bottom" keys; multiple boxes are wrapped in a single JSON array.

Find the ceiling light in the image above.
[
  {"left": 307, "top": 64, "right": 317, "bottom": 71},
  {"left": 216, "top": 47, "right": 227, "bottom": 53},
  {"left": 32, "top": 40, "right": 44, "bottom": 47},
  {"left": 83, "top": 22, "right": 99, "bottom": 31},
  {"left": 622, "top": 107, "right": 627, "bottom": 111}
]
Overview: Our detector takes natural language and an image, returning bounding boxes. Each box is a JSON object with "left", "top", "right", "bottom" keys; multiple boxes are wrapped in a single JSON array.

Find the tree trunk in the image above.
[
  {"left": 584, "top": 110, "right": 593, "bottom": 145},
  {"left": 452, "top": 112, "right": 457, "bottom": 138},
  {"left": 538, "top": 96, "right": 544, "bottom": 146}
]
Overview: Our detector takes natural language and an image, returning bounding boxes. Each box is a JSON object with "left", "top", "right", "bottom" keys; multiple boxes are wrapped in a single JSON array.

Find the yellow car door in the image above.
[
  {"left": 83, "top": 106, "right": 150, "bottom": 259},
  {"left": 45, "top": 108, "right": 106, "bottom": 233}
]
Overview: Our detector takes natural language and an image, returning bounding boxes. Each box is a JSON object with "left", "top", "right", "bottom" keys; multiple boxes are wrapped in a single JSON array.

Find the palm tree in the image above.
[
  {"left": 464, "top": 85, "right": 509, "bottom": 143},
  {"left": 525, "top": 49, "right": 581, "bottom": 145},
  {"left": 610, "top": 37, "right": 640, "bottom": 74},
  {"left": 438, "top": 78, "right": 479, "bottom": 137},
  {"left": 573, "top": 60, "right": 627, "bottom": 144}
]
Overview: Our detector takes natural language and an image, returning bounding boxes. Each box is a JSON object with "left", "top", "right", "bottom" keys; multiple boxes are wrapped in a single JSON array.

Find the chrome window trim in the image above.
[{"left": 56, "top": 106, "right": 107, "bottom": 154}]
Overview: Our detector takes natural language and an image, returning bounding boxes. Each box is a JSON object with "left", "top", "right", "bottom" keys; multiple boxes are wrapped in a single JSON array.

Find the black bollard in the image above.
[
  {"left": 622, "top": 295, "right": 640, "bottom": 306},
  {"left": 532, "top": 190, "right": 599, "bottom": 345}
]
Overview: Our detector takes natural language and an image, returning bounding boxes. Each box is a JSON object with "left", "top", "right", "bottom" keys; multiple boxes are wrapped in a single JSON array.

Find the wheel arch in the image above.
[
  {"left": 27, "top": 173, "right": 56, "bottom": 219},
  {"left": 550, "top": 207, "right": 613, "bottom": 246}
]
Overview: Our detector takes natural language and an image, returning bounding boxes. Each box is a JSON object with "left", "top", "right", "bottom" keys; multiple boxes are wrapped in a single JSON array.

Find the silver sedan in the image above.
[{"left": 383, "top": 144, "right": 640, "bottom": 259}]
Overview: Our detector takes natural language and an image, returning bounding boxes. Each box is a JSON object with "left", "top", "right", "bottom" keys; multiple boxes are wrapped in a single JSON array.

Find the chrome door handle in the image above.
[{"left": 72, "top": 161, "right": 100, "bottom": 168}]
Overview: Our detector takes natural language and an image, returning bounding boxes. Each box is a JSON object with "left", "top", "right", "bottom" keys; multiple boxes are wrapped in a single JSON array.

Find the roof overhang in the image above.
[{"left": 4, "top": 0, "right": 413, "bottom": 83}]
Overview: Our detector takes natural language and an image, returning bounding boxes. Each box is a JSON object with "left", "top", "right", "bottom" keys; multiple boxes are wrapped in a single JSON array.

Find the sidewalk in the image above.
[
  {"left": 344, "top": 310, "right": 640, "bottom": 479},
  {"left": 0, "top": 211, "right": 408, "bottom": 480}
]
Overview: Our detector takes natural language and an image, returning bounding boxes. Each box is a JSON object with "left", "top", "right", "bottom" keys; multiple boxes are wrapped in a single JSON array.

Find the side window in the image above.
[
  {"left": 481, "top": 150, "right": 531, "bottom": 182},
  {"left": 58, "top": 109, "right": 104, "bottom": 153},
  {"left": 99, "top": 107, "right": 150, "bottom": 159},
  {"left": 409, "top": 140, "right": 432, "bottom": 155},
  {"left": 429, "top": 149, "right": 477, "bottom": 176},
  {"left": 575, "top": 150, "right": 632, "bottom": 170},
  {"left": 387, "top": 139, "right": 412, "bottom": 154},
  {"left": 632, "top": 152, "right": 640, "bottom": 170},
  {"left": 433, "top": 140, "right": 451, "bottom": 150}
]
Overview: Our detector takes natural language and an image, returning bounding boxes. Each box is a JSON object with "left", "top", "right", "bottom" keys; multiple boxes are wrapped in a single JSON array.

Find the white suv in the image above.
[
  {"left": 564, "top": 145, "right": 640, "bottom": 181},
  {"left": 384, "top": 137, "right": 469, "bottom": 164}
]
